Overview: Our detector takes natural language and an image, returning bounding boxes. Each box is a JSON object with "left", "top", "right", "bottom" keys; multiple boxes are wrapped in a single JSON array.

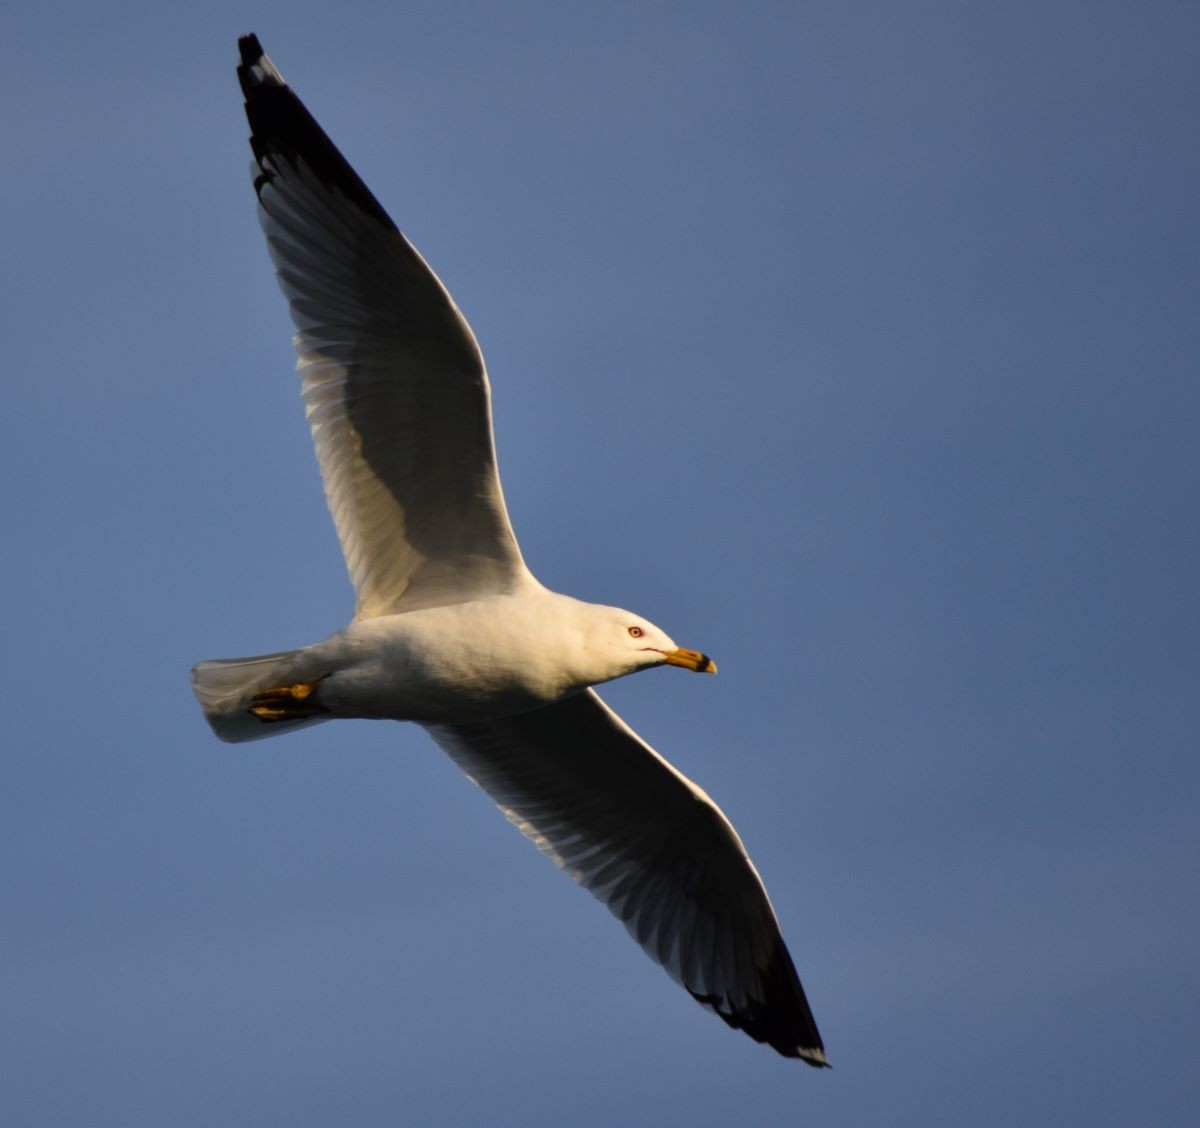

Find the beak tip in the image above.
[{"left": 663, "top": 648, "right": 717, "bottom": 674}]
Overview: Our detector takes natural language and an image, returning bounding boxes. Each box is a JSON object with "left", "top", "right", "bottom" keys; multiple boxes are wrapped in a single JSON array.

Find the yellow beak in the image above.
[{"left": 662, "top": 647, "right": 718, "bottom": 674}]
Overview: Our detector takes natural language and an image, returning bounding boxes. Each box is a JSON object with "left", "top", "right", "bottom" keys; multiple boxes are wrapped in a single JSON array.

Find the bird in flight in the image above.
[{"left": 192, "top": 33, "right": 828, "bottom": 1066}]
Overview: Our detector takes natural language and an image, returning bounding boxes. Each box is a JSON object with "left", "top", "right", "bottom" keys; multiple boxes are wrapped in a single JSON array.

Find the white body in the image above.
[
  {"left": 192, "top": 587, "right": 685, "bottom": 740},
  {"left": 322, "top": 591, "right": 654, "bottom": 720}
]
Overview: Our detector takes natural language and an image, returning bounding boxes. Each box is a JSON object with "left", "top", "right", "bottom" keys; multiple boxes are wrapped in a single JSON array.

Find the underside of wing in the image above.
[
  {"left": 237, "top": 36, "right": 529, "bottom": 616},
  {"left": 426, "top": 690, "right": 828, "bottom": 1065}
]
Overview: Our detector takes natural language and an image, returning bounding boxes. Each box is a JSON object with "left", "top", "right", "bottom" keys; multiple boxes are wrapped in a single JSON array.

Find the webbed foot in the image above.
[{"left": 249, "top": 676, "right": 330, "bottom": 723}]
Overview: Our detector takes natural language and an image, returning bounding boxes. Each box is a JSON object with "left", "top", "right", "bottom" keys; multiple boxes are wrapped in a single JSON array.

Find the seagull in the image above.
[{"left": 192, "top": 33, "right": 828, "bottom": 1066}]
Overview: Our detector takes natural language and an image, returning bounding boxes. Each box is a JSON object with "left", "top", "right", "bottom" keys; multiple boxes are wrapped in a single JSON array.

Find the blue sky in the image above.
[{"left": 3, "top": 2, "right": 1198, "bottom": 1124}]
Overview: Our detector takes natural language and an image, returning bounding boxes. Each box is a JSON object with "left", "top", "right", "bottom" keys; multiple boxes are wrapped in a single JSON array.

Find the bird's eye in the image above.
[{"left": 628, "top": 626, "right": 643, "bottom": 638}]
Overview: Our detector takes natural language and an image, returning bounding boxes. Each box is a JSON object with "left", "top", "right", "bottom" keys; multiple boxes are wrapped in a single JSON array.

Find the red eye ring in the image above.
[{"left": 628, "top": 626, "right": 644, "bottom": 638}]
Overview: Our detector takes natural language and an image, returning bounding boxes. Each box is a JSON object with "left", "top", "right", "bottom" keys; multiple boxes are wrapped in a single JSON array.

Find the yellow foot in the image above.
[{"left": 249, "top": 676, "right": 330, "bottom": 723}]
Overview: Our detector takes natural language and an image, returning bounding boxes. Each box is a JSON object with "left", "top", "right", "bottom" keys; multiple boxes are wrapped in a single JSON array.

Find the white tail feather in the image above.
[{"left": 191, "top": 648, "right": 329, "bottom": 743}]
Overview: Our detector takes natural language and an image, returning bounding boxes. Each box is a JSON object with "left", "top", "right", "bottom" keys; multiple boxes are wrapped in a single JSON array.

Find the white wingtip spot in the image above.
[{"left": 248, "top": 53, "right": 287, "bottom": 87}]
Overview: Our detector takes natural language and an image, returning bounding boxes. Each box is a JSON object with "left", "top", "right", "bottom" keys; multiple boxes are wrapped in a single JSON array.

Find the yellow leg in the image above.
[{"left": 249, "top": 676, "right": 330, "bottom": 723}]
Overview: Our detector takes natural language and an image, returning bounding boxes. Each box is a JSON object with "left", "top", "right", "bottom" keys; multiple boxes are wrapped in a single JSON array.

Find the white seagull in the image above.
[{"left": 192, "top": 34, "right": 827, "bottom": 1066}]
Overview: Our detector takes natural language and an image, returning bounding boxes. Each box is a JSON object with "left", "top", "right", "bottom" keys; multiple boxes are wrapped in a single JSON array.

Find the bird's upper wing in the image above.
[
  {"left": 425, "top": 690, "right": 828, "bottom": 1064},
  {"left": 237, "top": 36, "right": 530, "bottom": 617}
]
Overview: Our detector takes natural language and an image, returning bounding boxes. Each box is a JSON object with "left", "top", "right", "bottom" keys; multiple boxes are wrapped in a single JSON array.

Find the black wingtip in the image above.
[
  {"left": 688, "top": 930, "right": 829, "bottom": 1064},
  {"left": 701, "top": 995, "right": 830, "bottom": 1065},
  {"left": 235, "top": 35, "right": 398, "bottom": 232},
  {"left": 238, "top": 33, "right": 264, "bottom": 66}
]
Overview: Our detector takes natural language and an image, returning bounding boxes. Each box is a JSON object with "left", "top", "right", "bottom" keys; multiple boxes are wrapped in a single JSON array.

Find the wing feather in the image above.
[
  {"left": 237, "top": 35, "right": 529, "bottom": 616},
  {"left": 426, "top": 690, "right": 828, "bottom": 1064}
]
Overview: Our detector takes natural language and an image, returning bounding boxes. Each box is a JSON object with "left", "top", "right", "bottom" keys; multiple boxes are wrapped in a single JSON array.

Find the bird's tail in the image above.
[{"left": 191, "top": 647, "right": 330, "bottom": 743}]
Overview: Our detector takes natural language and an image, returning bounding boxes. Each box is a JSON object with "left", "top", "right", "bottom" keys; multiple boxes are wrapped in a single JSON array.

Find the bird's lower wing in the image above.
[
  {"left": 237, "top": 36, "right": 529, "bottom": 616},
  {"left": 425, "top": 689, "right": 827, "bottom": 1064}
]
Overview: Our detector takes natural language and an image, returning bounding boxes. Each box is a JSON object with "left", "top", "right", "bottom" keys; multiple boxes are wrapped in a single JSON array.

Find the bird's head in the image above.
[{"left": 576, "top": 603, "right": 717, "bottom": 684}]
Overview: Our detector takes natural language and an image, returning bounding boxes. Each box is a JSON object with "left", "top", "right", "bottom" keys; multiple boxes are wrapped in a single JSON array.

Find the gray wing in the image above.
[
  {"left": 426, "top": 690, "right": 828, "bottom": 1064},
  {"left": 237, "top": 36, "right": 529, "bottom": 616}
]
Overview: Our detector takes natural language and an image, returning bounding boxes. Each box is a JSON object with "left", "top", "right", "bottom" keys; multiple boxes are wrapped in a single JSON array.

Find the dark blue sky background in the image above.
[{"left": 4, "top": 2, "right": 1198, "bottom": 1124}]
